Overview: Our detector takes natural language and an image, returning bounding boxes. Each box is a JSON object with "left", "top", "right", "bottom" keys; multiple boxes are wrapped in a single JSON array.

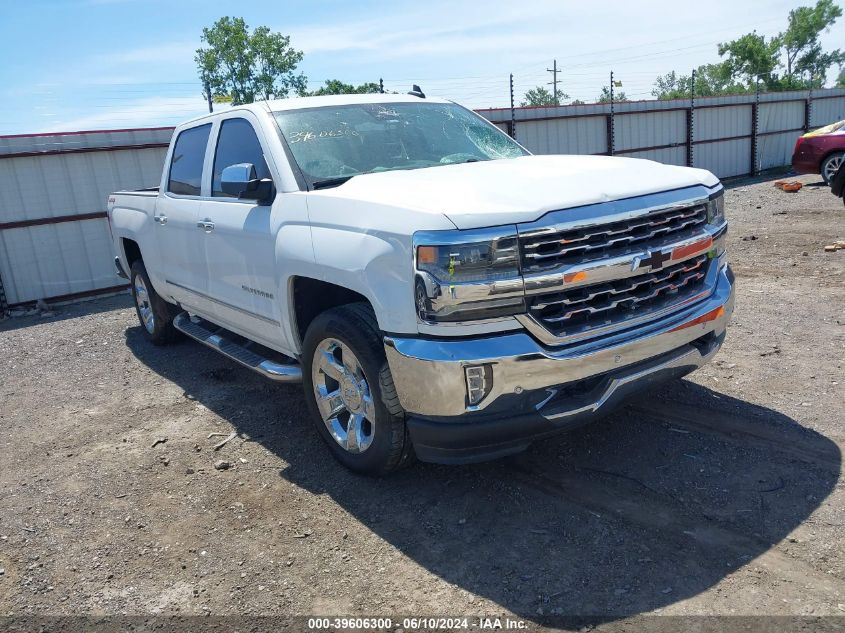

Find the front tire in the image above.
[
  {"left": 302, "top": 303, "right": 413, "bottom": 475},
  {"left": 130, "top": 260, "right": 180, "bottom": 345},
  {"left": 821, "top": 152, "right": 843, "bottom": 185}
]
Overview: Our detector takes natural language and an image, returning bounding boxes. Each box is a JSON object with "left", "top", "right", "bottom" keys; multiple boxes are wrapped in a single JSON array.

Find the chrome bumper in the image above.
[{"left": 384, "top": 263, "right": 735, "bottom": 421}]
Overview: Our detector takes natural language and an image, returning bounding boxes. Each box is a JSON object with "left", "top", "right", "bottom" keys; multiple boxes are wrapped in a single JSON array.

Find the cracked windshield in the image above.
[{"left": 274, "top": 102, "right": 527, "bottom": 187}]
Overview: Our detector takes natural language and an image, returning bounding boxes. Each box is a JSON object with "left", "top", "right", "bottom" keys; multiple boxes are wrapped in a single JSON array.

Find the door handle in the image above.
[
  {"left": 197, "top": 219, "right": 215, "bottom": 232},
  {"left": 153, "top": 214, "right": 167, "bottom": 225}
]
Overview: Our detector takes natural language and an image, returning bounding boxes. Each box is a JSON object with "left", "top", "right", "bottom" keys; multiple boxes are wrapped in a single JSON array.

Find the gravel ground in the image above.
[{"left": 0, "top": 174, "right": 843, "bottom": 632}]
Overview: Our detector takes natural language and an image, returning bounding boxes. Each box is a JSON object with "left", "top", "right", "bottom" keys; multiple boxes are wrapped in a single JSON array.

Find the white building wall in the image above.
[{"left": 0, "top": 129, "right": 170, "bottom": 305}]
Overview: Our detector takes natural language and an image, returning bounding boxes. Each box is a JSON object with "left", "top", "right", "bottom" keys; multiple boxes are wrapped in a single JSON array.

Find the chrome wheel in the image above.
[
  {"left": 823, "top": 154, "right": 842, "bottom": 184},
  {"left": 311, "top": 338, "right": 376, "bottom": 453},
  {"left": 134, "top": 275, "right": 155, "bottom": 334}
]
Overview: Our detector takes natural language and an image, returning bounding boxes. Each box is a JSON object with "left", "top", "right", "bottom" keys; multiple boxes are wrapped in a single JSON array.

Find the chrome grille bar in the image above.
[
  {"left": 528, "top": 255, "right": 712, "bottom": 336},
  {"left": 521, "top": 204, "right": 707, "bottom": 271}
]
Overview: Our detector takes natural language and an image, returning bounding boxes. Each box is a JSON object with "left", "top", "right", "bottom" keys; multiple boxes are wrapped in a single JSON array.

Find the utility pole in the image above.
[
  {"left": 203, "top": 80, "right": 213, "bottom": 114},
  {"left": 509, "top": 73, "right": 516, "bottom": 140},
  {"left": 546, "top": 59, "right": 560, "bottom": 106}
]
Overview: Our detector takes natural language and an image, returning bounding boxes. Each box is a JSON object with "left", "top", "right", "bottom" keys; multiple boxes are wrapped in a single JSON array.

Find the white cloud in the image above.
[
  {"left": 37, "top": 96, "right": 229, "bottom": 133},
  {"left": 104, "top": 42, "right": 198, "bottom": 65}
]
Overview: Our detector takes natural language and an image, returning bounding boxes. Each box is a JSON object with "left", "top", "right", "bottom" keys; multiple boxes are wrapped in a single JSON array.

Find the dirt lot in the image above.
[{"left": 1, "top": 174, "right": 843, "bottom": 631}]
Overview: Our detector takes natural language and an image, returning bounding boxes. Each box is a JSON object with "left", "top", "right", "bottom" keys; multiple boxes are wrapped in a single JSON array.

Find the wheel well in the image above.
[
  {"left": 292, "top": 277, "right": 372, "bottom": 342},
  {"left": 122, "top": 238, "right": 142, "bottom": 266}
]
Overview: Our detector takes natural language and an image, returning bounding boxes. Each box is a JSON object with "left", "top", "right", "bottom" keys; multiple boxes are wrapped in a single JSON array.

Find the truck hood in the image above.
[{"left": 314, "top": 154, "right": 720, "bottom": 230}]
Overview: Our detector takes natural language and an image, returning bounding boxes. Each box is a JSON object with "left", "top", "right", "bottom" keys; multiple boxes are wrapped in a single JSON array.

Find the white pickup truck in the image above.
[{"left": 108, "top": 92, "right": 734, "bottom": 474}]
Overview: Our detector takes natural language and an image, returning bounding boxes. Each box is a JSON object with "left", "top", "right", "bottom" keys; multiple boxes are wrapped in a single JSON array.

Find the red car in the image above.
[{"left": 791, "top": 120, "right": 844, "bottom": 185}]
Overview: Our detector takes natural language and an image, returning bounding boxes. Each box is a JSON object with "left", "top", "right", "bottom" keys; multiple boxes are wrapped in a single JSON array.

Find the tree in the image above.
[
  {"left": 781, "top": 0, "right": 844, "bottom": 86},
  {"left": 652, "top": 63, "right": 748, "bottom": 100},
  {"left": 838, "top": 68, "right": 845, "bottom": 87},
  {"left": 717, "top": 31, "right": 782, "bottom": 87},
  {"left": 654, "top": 1, "right": 845, "bottom": 97},
  {"left": 596, "top": 86, "right": 628, "bottom": 103},
  {"left": 196, "top": 17, "right": 306, "bottom": 105},
  {"left": 307, "top": 79, "right": 381, "bottom": 96},
  {"left": 714, "top": 1, "right": 844, "bottom": 91},
  {"left": 521, "top": 86, "right": 569, "bottom": 106}
]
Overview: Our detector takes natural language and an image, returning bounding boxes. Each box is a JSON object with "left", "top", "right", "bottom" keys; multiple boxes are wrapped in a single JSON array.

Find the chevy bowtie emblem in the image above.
[{"left": 632, "top": 249, "right": 671, "bottom": 271}]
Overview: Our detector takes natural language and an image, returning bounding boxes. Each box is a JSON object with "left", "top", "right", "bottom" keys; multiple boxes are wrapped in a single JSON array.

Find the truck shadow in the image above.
[{"left": 126, "top": 327, "right": 840, "bottom": 625}]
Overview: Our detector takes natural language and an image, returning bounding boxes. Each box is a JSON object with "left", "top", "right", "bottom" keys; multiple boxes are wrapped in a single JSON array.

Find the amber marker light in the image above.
[
  {"left": 672, "top": 236, "right": 713, "bottom": 261},
  {"left": 564, "top": 271, "right": 587, "bottom": 283},
  {"left": 671, "top": 305, "right": 725, "bottom": 332},
  {"left": 417, "top": 246, "right": 438, "bottom": 265}
]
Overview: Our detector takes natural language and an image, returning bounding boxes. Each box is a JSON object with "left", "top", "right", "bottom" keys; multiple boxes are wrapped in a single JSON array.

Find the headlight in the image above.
[
  {"left": 414, "top": 231, "right": 525, "bottom": 322},
  {"left": 707, "top": 192, "right": 725, "bottom": 225},
  {"left": 416, "top": 237, "right": 519, "bottom": 282}
]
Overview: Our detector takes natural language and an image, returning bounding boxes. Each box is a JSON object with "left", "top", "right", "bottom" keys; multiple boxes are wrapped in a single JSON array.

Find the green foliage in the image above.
[
  {"left": 838, "top": 68, "right": 845, "bottom": 86},
  {"left": 653, "top": 1, "right": 845, "bottom": 97},
  {"left": 521, "top": 86, "right": 569, "bottom": 106},
  {"left": 781, "top": 0, "right": 844, "bottom": 85},
  {"left": 717, "top": 31, "right": 782, "bottom": 86},
  {"left": 196, "top": 17, "right": 306, "bottom": 105},
  {"left": 652, "top": 64, "right": 749, "bottom": 99},
  {"left": 596, "top": 86, "right": 628, "bottom": 103},
  {"left": 307, "top": 79, "right": 381, "bottom": 96}
]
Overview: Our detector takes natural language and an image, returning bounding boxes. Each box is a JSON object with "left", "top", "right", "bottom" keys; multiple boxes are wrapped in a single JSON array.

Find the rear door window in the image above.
[
  {"left": 212, "top": 118, "right": 272, "bottom": 197},
  {"left": 167, "top": 123, "right": 212, "bottom": 196}
]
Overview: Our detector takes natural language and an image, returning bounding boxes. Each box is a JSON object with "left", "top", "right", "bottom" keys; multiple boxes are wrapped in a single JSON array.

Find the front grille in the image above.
[
  {"left": 528, "top": 254, "right": 711, "bottom": 338},
  {"left": 520, "top": 204, "right": 708, "bottom": 272}
]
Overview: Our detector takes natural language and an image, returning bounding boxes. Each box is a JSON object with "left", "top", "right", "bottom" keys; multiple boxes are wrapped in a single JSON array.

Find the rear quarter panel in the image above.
[{"left": 108, "top": 192, "right": 162, "bottom": 291}]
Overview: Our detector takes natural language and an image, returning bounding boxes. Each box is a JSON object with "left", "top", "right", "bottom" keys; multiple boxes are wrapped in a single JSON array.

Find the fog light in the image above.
[{"left": 465, "top": 364, "right": 493, "bottom": 406}]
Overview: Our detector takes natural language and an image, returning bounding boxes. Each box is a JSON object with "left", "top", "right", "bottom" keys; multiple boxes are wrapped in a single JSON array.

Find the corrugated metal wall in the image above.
[
  {"left": 478, "top": 88, "right": 845, "bottom": 179},
  {"left": 1, "top": 89, "right": 843, "bottom": 308},
  {"left": 0, "top": 128, "right": 171, "bottom": 306}
]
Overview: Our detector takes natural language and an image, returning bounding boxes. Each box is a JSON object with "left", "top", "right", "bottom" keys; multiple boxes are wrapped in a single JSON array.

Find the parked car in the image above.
[
  {"left": 107, "top": 92, "right": 734, "bottom": 475},
  {"left": 791, "top": 119, "right": 845, "bottom": 185}
]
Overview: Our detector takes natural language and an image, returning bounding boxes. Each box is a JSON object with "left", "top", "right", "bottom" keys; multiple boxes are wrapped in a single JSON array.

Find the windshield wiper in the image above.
[{"left": 311, "top": 175, "right": 355, "bottom": 190}]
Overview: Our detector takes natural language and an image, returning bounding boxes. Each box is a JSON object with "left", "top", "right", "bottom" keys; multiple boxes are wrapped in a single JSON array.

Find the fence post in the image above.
[
  {"left": 0, "top": 267, "right": 8, "bottom": 316},
  {"left": 687, "top": 68, "right": 696, "bottom": 167},
  {"left": 608, "top": 71, "right": 615, "bottom": 156},
  {"left": 805, "top": 85, "right": 813, "bottom": 132},
  {"left": 750, "top": 78, "right": 760, "bottom": 176},
  {"left": 509, "top": 73, "right": 517, "bottom": 140}
]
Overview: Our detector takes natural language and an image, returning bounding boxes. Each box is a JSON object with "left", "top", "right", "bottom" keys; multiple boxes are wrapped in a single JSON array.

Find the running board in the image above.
[{"left": 173, "top": 312, "right": 302, "bottom": 383}]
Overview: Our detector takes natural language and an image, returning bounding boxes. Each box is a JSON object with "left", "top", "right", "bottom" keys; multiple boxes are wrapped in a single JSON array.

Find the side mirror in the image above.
[{"left": 220, "top": 163, "right": 274, "bottom": 203}]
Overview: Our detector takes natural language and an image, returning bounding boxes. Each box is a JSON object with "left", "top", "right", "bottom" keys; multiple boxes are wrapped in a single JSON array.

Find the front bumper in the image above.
[{"left": 384, "top": 263, "right": 735, "bottom": 464}]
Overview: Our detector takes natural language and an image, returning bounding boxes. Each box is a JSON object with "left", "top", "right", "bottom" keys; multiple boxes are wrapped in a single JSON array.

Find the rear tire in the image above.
[
  {"left": 821, "top": 152, "right": 843, "bottom": 185},
  {"left": 302, "top": 303, "right": 413, "bottom": 475},
  {"left": 129, "top": 260, "right": 180, "bottom": 345}
]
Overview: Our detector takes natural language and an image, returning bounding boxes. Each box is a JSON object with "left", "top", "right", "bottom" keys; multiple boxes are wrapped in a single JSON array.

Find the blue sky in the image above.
[{"left": 1, "top": 0, "right": 843, "bottom": 134}]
